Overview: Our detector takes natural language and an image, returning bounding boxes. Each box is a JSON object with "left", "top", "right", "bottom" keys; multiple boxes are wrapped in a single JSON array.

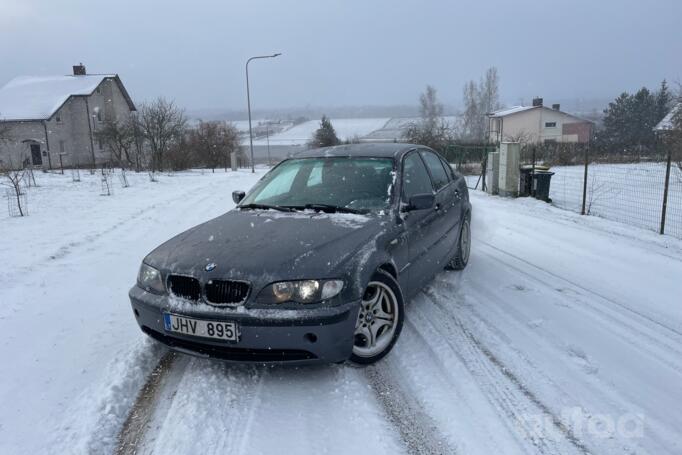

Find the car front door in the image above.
[{"left": 399, "top": 151, "right": 441, "bottom": 293}]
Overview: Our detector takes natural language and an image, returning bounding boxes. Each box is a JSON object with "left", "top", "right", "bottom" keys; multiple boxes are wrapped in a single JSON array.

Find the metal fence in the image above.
[
  {"left": 443, "top": 144, "right": 496, "bottom": 190},
  {"left": 517, "top": 142, "right": 681, "bottom": 238},
  {"left": 446, "top": 141, "right": 682, "bottom": 239}
]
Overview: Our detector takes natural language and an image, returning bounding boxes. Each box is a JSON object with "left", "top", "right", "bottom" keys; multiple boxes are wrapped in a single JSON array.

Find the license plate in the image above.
[{"left": 163, "top": 313, "right": 240, "bottom": 342}]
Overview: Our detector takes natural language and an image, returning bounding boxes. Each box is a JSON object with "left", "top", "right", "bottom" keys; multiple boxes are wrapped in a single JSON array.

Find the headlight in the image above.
[
  {"left": 137, "top": 263, "right": 165, "bottom": 294},
  {"left": 257, "top": 279, "right": 344, "bottom": 304}
]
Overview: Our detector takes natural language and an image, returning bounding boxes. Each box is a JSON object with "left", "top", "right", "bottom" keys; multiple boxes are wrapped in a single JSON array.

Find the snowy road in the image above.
[{"left": 1, "top": 171, "right": 681, "bottom": 454}]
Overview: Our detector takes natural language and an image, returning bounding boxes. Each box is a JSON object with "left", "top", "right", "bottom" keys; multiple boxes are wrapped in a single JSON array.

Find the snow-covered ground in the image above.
[
  {"left": 550, "top": 163, "right": 682, "bottom": 239},
  {"left": 1, "top": 170, "right": 681, "bottom": 454}
]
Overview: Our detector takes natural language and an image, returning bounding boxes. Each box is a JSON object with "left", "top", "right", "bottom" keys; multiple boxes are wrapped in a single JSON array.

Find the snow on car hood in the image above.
[{"left": 144, "top": 208, "right": 387, "bottom": 283}]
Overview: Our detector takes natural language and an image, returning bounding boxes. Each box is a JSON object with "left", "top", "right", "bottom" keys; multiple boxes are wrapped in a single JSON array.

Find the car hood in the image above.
[{"left": 144, "top": 209, "right": 389, "bottom": 283}]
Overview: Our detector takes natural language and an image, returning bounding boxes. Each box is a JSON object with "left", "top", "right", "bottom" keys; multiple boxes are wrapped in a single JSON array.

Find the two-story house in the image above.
[
  {"left": 0, "top": 64, "right": 136, "bottom": 169},
  {"left": 487, "top": 98, "right": 593, "bottom": 144}
]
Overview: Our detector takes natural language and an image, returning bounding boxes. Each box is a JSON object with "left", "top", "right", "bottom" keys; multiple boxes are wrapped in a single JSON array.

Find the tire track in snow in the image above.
[
  {"left": 477, "top": 239, "right": 682, "bottom": 339},
  {"left": 416, "top": 290, "right": 592, "bottom": 455},
  {"left": 364, "top": 363, "right": 457, "bottom": 455},
  {"left": 474, "top": 241, "right": 682, "bottom": 373},
  {"left": 115, "top": 351, "right": 178, "bottom": 455}
]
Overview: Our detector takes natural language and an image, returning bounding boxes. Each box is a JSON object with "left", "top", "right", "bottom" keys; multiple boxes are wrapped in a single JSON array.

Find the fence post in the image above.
[
  {"left": 581, "top": 142, "right": 589, "bottom": 215},
  {"left": 481, "top": 149, "right": 487, "bottom": 192},
  {"left": 660, "top": 145, "right": 672, "bottom": 235}
]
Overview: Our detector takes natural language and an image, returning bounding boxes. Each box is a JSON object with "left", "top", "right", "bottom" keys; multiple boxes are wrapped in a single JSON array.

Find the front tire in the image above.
[
  {"left": 447, "top": 215, "right": 471, "bottom": 271},
  {"left": 350, "top": 271, "right": 404, "bottom": 365}
]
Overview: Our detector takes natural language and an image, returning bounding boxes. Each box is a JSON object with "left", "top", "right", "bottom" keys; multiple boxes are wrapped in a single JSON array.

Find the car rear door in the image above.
[{"left": 419, "top": 150, "right": 462, "bottom": 263}]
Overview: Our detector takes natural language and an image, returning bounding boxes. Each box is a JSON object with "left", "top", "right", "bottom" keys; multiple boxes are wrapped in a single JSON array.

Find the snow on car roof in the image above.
[{"left": 0, "top": 74, "right": 115, "bottom": 121}]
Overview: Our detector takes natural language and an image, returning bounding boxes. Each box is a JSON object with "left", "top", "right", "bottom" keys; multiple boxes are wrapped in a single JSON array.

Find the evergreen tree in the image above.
[
  {"left": 309, "top": 115, "right": 340, "bottom": 148},
  {"left": 656, "top": 80, "right": 673, "bottom": 121},
  {"left": 599, "top": 85, "right": 668, "bottom": 148}
]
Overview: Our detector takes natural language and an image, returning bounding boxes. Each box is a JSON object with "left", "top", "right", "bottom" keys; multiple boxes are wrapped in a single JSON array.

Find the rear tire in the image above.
[
  {"left": 447, "top": 215, "right": 471, "bottom": 271},
  {"left": 349, "top": 270, "right": 404, "bottom": 365}
]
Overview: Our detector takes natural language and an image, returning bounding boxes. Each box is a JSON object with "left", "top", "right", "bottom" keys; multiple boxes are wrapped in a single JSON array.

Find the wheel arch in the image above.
[{"left": 377, "top": 262, "right": 398, "bottom": 280}]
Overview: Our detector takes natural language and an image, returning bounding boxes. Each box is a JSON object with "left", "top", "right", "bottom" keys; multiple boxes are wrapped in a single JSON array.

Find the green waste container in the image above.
[{"left": 533, "top": 171, "right": 555, "bottom": 202}]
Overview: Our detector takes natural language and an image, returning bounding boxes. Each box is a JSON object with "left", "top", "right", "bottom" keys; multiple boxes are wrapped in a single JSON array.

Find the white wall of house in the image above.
[{"left": 489, "top": 107, "right": 590, "bottom": 143}]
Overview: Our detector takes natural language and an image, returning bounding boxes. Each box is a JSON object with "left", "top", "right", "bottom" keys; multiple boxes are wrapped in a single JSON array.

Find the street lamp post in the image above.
[{"left": 246, "top": 53, "right": 281, "bottom": 173}]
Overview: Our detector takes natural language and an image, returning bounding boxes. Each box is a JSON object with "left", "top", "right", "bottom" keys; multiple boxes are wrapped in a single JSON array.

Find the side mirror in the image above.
[
  {"left": 404, "top": 193, "right": 435, "bottom": 212},
  {"left": 232, "top": 190, "right": 246, "bottom": 204}
]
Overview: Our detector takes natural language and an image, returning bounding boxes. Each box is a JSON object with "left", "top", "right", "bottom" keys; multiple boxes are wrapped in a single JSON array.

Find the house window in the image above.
[
  {"left": 55, "top": 113, "right": 62, "bottom": 123},
  {"left": 97, "top": 110, "right": 102, "bottom": 122},
  {"left": 98, "top": 138, "right": 104, "bottom": 150},
  {"left": 59, "top": 140, "right": 65, "bottom": 154},
  {"left": 545, "top": 122, "right": 557, "bottom": 128},
  {"left": 96, "top": 86, "right": 101, "bottom": 94}
]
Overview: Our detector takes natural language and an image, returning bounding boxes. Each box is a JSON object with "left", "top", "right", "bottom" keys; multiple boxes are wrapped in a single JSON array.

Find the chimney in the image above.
[
  {"left": 72, "top": 63, "right": 86, "bottom": 76},
  {"left": 552, "top": 103, "right": 561, "bottom": 111},
  {"left": 532, "top": 97, "right": 543, "bottom": 107}
]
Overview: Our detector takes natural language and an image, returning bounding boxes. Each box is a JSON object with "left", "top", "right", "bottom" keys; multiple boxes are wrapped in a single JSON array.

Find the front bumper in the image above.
[{"left": 129, "top": 286, "right": 360, "bottom": 364}]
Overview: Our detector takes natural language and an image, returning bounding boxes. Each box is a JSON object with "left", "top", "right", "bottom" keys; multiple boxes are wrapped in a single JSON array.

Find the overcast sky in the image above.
[{"left": 1, "top": 0, "right": 680, "bottom": 113}]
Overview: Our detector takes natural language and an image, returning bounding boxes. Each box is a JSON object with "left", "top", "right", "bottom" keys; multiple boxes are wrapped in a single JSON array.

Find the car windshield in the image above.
[{"left": 240, "top": 157, "right": 395, "bottom": 212}]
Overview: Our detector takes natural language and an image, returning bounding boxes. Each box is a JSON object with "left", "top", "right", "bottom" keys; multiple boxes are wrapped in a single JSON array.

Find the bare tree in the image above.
[
  {"left": 1, "top": 156, "right": 27, "bottom": 216},
  {"left": 403, "top": 85, "right": 456, "bottom": 152},
  {"left": 479, "top": 67, "right": 502, "bottom": 118},
  {"left": 187, "top": 121, "right": 241, "bottom": 172},
  {"left": 462, "top": 80, "right": 483, "bottom": 141},
  {"left": 462, "top": 67, "right": 502, "bottom": 141},
  {"left": 139, "top": 98, "right": 186, "bottom": 172},
  {"left": 95, "top": 118, "right": 136, "bottom": 169},
  {"left": 129, "top": 113, "right": 146, "bottom": 172},
  {"left": 419, "top": 85, "right": 444, "bottom": 131}
]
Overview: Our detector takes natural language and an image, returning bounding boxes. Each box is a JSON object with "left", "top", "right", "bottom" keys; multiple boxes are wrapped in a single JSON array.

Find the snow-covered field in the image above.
[
  {"left": 1, "top": 170, "right": 681, "bottom": 454},
  {"left": 550, "top": 163, "right": 682, "bottom": 239},
  {"left": 250, "top": 117, "right": 390, "bottom": 146}
]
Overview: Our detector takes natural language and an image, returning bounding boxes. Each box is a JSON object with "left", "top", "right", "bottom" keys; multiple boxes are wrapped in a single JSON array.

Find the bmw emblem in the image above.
[{"left": 205, "top": 262, "right": 217, "bottom": 272}]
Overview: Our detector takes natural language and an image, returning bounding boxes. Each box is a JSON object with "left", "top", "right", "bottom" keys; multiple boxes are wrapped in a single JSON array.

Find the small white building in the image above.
[{"left": 488, "top": 98, "right": 593, "bottom": 144}]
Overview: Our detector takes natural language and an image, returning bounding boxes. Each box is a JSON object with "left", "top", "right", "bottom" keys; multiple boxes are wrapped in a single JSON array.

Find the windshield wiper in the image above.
[
  {"left": 238, "top": 203, "right": 294, "bottom": 212},
  {"left": 286, "top": 203, "right": 368, "bottom": 214}
]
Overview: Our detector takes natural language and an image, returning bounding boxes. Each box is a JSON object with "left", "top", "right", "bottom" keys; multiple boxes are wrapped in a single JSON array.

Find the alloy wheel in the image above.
[
  {"left": 461, "top": 219, "right": 471, "bottom": 264},
  {"left": 352, "top": 281, "right": 399, "bottom": 358}
]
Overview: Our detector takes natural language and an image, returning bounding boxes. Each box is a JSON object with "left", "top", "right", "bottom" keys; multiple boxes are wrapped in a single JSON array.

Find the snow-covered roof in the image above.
[
  {"left": 0, "top": 74, "right": 134, "bottom": 121},
  {"left": 655, "top": 102, "right": 681, "bottom": 131},
  {"left": 488, "top": 105, "right": 537, "bottom": 117}
]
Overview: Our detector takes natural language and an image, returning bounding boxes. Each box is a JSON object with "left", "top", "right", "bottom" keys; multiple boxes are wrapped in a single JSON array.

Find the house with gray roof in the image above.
[{"left": 0, "top": 64, "right": 136, "bottom": 169}]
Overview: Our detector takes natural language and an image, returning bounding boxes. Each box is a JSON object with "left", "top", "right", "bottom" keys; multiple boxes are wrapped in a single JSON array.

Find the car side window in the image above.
[
  {"left": 420, "top": 151, "right": 450, "bottom": 191},
  {"left": 439, "top": 156, "right": 455, "bottom": 181},
  {"left": 402, "top": 153, "right": 433, "bottom": 200}
]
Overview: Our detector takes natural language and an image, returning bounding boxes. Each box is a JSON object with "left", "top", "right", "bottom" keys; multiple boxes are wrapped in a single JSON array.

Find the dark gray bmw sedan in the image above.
[{"left": 129, "top": 143, "right": 471, "bottom": 364}]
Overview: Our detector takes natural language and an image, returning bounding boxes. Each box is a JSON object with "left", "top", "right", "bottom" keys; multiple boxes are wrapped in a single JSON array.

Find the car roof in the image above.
[{"left": 292, "top": 142, "right": 421, "bottom": 159}]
